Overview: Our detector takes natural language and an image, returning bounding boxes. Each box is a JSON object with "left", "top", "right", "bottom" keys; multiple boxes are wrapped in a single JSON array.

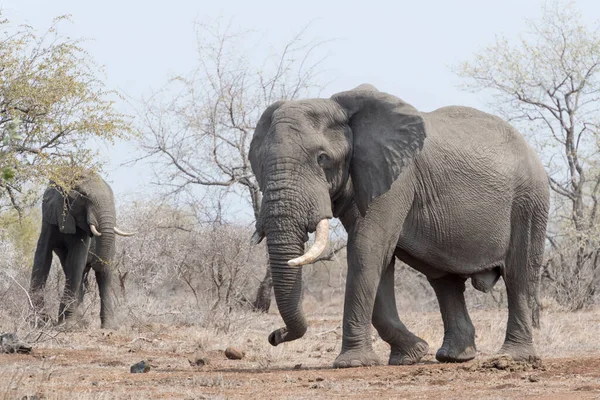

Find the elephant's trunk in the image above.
[
  {"left": 266, "top": 226, "right": 308, "bottom": 346},
  {"left": 260, "top": 174, "right": 311, "bottom": 345},
  {"left": 259, "top": 161, "right": 333, "bottom": 346},
  {"left": 93, "top": 208, "right": 117, "bottom": 267},
  {"left": 88, "top": 198, "right": 117, "bottom": 328}
]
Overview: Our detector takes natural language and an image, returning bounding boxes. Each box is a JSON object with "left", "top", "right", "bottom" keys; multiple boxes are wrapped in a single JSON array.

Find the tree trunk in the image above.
[{"left": 253, "top": 264, "right": 272, "bottom": 312}]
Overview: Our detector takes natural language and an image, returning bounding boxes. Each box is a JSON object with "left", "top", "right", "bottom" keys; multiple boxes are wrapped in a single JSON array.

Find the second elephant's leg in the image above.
[
  {"left": 372, "top": 259, "right": 429, "bottom": 365},
  {"left": 428, "top": 274, "right": 477, "bottom": 363},
  {"left": 94, "top": 263, "right": 117, "bottom": 329},
  {"left": 58, "top": 236, "right": 90, "bottom": 324}
]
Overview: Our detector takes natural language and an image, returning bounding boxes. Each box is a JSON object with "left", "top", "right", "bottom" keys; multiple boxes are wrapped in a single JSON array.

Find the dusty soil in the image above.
[{"left": 2, "top": 310, "right": 599, "bottom": 399}]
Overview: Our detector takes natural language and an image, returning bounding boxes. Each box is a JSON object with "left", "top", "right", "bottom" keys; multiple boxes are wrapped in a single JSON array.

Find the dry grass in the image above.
[
  {"left": 1, "top": 292, "right": 599, "bottom": 399},
  {"left": 2, "top": 219, "right": 599, "bottom": 398}
]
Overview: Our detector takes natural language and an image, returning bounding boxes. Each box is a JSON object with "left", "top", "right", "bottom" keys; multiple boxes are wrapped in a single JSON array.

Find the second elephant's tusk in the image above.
[
  {"left": 288, "top": 219, "right": 329, "bottom": 266},
  {"left": 250, "top": 230, "right": 265, "bottom": 245},
  {"left": 90, "top": 224, "right": 102, "bottom": 237},
  {"left": 114, "top": 227, "right": 136, "bottom": 236}
]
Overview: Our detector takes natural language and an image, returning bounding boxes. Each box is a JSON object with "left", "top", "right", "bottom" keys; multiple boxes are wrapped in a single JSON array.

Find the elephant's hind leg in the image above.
[
  {"left": 372, "top": 259, "right": 429, "bottom": 365},
  {"left": 499, "top": 211, "right": 544, "bottom": 361},
  {"left": 428, "top": 274, "right": 477, "bottom": 363}
]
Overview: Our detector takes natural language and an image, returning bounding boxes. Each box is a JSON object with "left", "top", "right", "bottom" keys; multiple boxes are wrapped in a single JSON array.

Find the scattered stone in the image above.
[
  {"left": 293, "top": 364, "right": 303, "bottom": 370},
  {"left": 0, "top": 333, "right": 32, "bottom": 354},
  {"left": 20, "top": 396, "right": 40, "bottom": 400},
  {"left": 130, "top": 360, "right": 150, "bottom": 373},
  {"left": 528, "top": 375, "right": 540, "bottom": 382},
  {"left": 188, "top": 352, "right": 210, "bottom": 367},
  {"left": 224, "top": 347, "right": 244, "bottom": 360},
  {"left": 315, "top": 377, "right": 324, "bottom": 382}
]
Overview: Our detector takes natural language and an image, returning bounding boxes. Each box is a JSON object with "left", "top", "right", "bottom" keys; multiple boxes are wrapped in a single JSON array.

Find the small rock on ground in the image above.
[
  {"left": 1, "top": 333, "right": 32, "bottom": 354},
  {"left": 225, "top": 347, "right": 244, "bottom": 360},
  {"left": 130, "top": 360, "right": 150, "bottom": 373},
  {"left": 188, "top": 352, "right": 210, "bottom": 367}
]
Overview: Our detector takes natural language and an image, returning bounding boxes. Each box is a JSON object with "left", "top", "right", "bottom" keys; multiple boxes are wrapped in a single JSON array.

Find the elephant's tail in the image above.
[{"left": 528, "top": 213, "right": 547, "bottom": 330}]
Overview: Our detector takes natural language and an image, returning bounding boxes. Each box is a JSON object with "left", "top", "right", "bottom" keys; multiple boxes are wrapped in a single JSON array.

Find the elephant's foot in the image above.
[
  {"left": 389, "top": 338, "right": 429, "bottom": 365},
  {"left": 436, "top": 336, "right": 477, "bottom": 363},
  {"left": 333, "top": 349, "right": 381, "bottom": 368},
  {"left": 101, "top": 320, "right": 118, "bottom": 330},
  {"left": 100, "top": 314, "right": 118, "bottom": 330},
  {"left": 499, "top": 341, "right": 537, "bottom": 362},
  {"left": 57, "top": 305, "right": 86, "bottom": 330}
]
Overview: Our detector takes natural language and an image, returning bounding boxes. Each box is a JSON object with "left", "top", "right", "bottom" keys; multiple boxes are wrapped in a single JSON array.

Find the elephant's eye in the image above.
[{"left": 317, "top": 152, "right": 331, "bottom": 167}]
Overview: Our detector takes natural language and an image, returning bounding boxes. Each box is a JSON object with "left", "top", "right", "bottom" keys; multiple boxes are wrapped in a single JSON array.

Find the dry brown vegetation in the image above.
[
  {"left": 1, "top": 299, "right": 599, "bottom": 399},
  {"left": 2, "top": 202, "right": 600, "bottom": 399}
]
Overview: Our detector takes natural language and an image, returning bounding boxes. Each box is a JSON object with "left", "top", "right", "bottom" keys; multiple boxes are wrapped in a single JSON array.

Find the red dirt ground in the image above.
[
  {"left": 2, "top": 344, "right": 600, "bottom": 399},
  {"left": 2, "top": 310, "right": 599, "bottom": 399}
]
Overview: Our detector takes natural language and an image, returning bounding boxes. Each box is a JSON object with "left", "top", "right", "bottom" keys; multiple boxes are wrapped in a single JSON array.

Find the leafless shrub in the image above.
[
  {"left": 112, "top": 200, "right": 267, "bottom": 331},
  {"left": 543, "top": 225, "right": 600, "bottom": 310}
]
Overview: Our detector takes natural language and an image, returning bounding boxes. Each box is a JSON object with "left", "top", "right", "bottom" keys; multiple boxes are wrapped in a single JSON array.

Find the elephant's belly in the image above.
[{"left": 396, "top": 209, "right": 511, "bottom": 276}]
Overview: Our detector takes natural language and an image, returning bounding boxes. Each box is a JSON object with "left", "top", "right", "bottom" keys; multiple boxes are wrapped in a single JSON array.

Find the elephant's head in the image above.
[
  {"left": 249, "top": 84, "right": 426, "bottom": 346},
  {"left": 43, "top": 171, "right": 134, "bottom": 267}
]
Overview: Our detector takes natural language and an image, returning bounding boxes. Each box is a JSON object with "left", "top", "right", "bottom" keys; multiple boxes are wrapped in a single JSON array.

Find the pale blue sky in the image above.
[{"left": 3, "top": 0, "right": 600, "bottom": 219}]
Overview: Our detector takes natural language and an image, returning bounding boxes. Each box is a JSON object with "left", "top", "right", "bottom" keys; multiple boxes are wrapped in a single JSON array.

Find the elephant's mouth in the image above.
[{"left": 252, "top": 218, "right": 330, "bottom": 266}]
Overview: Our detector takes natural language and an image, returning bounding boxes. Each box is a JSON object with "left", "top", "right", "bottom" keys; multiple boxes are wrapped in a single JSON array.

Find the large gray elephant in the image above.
[
  {"left": 249, "top": 84, "right": 549, "bottom": 368},
  {"left": 30, "top": 170, "right": 134, "bottom": 329}
]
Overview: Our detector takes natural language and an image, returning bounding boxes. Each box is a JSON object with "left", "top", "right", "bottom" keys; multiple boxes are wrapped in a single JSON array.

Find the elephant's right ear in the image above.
[
  {"left": 42, "top": 187, "right": 76, "bottom": 234},
  {"left": 249, "top": 100, "right": 286, "bottom": 190},
  {"left": 332, "top": 84, "right": 426, "bottom": 216}
]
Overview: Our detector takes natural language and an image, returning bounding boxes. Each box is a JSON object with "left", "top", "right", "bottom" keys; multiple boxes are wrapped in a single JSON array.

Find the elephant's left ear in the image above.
[
  {"left": 42, "top": 187, "right": 77, "bottom": 234},
  {"left": 332, "top": 85, "right": 426, "bottom": 216}
]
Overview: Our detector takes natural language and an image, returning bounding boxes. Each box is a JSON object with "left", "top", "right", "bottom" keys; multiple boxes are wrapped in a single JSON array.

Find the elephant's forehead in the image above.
[{"left": 272, "top": 99, "right": 346, "bottom": 128}]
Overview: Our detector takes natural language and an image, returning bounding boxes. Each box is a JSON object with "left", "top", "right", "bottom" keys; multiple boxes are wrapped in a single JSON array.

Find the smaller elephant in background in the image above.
[{"left": 30, "top": 169, "right": 135, "bottom": 329}]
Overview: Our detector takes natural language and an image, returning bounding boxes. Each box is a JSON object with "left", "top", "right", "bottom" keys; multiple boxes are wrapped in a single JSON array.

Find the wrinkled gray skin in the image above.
[
  {"left": 249, "top": 84, "right": 549, "bottom": 368},
  {"left": 30, "top": 171, "right": 122, "bottom": 329}
]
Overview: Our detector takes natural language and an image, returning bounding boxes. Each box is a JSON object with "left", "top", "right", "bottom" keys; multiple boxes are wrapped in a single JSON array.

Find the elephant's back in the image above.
[
  {"left": 423, "top": 105, "right": 546, "bottom": 181},
  {"left": 425, "top": 106, "right": 523, "bottom": 145}
]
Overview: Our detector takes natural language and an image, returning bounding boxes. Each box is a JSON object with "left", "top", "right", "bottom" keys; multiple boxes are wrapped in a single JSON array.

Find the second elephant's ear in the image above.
[
  {"left": 42, "top": 187, "right": 76, "bottom": 234},
  {"left": 332, "top": 84, "right": 426, "bottom": 216},
  {"left": 249, "top": 100, "right": 286, "bottom": 190}
]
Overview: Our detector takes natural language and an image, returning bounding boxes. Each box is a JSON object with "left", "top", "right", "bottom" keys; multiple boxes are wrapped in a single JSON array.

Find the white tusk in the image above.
[
  {"left": 288, "top": 219, "right": 329, "bottom": 266},
  {"left": 251, "top": 230, "right": 265, "bottom": 245},
  {"left": 114, "top": 227, "right": 136, "bottom": 237},
  {"left": 90, "top": 224, "right": 102, "bottom": 237}
]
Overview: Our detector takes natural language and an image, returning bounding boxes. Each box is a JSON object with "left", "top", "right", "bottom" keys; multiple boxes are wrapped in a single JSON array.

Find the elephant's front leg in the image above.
[
  {"left": 372, "top": 259, "right": 429, "bottom": 365},
  {"left": 58, "top": 236, "right": 90, "bottom": 325},
  {"left": 30, "top": 223, "right": 56, "bottom": 324},
  {"left": 334, "top": 190, "right": 413, "bottom": 368}
]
